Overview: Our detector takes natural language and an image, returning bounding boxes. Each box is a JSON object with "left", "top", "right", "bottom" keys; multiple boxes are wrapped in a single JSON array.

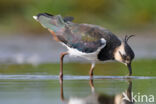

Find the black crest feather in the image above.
[{"left": 124, "top": 35, "right": 135, "bottom": 43}]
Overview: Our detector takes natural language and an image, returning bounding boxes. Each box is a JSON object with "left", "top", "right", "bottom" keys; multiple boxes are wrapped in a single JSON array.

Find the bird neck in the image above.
[
  {"left": 98, "top": 41, "right": 122, "bottom": 61},
  {"left": 97, "top": 47, "right": 115, "bottom": 61}
]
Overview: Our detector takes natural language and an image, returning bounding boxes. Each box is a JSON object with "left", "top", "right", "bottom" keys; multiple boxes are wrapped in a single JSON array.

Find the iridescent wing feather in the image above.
[{"left": 61, "top": 23, "right": 107, "bottom": 53}]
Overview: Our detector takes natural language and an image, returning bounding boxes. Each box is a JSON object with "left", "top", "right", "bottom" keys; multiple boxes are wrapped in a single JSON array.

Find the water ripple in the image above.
[{"left": 0, "top": 75, "right": 155, "bottom": 80}]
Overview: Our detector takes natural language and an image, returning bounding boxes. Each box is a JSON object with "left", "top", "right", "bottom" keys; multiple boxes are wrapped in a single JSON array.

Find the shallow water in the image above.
[
  {"left": 0, "top": 61, "right": 156, "bottom": 104},
  {"left": 0, "top": 77, "right": 155, "bottom": 104}
]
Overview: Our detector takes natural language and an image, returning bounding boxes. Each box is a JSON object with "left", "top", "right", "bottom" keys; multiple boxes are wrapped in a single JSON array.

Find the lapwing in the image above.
[{"left": 33, "top": 13, "right": 135, "bottom": 78}]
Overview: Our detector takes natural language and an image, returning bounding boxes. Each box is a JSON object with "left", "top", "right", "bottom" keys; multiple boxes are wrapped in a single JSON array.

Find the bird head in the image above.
[{"left": 114, "top": 35, "right": 135, "bottom": 75}]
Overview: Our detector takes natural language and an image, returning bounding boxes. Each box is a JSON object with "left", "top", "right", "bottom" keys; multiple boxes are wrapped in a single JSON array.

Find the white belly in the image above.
[
  {"left": 61, "top": 43, "right": 105, "bottom": 61},
  {"left": 67, "top": 47, "right": 98, "bottom": 61}
]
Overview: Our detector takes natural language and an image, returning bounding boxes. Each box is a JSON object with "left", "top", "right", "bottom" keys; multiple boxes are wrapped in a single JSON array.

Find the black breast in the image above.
[{"left": 97, "top": 32, "right": 121, "bottom": 61}]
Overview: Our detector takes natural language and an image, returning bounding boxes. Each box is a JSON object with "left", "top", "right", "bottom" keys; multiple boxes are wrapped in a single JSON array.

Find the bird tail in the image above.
[{"left": 33, "top": 13, "right": 66, "bottom": 33}]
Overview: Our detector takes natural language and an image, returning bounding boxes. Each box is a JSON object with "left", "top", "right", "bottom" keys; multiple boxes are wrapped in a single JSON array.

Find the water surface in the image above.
[
  {"left": 0, "top": 61, "right": 156, "bottom": 104},
  {"left": 0, "top": 77, "right": 155, "bottom": 104}
]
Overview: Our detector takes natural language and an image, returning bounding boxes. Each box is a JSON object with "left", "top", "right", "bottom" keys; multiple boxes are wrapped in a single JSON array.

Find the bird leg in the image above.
[
  {"left": 60, "top": 78, "right": 64, "bottom": 101},
  {"left": 89, "top": 78, "right": 95, "bottom": 93},
  {"left": 89, "top": 63, "right": 95, "bottom": 79},
  {"left": 60, "top": 52, "right": 68, "bottom": 79}
]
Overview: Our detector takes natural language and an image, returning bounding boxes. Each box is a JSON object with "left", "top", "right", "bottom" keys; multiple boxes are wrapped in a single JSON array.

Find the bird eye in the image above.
[
  {"left": 122, "top": 55, "right": 127, "bottom": 60},
  {"left": 126, "top": 56, "right": 130, "bottom": 61},
  {"left": 119, "top": 51, "right": 127, "bottom": 60}
]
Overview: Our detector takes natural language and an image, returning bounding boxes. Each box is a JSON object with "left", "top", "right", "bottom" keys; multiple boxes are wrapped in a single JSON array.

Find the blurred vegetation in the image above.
[
  {"left": 0, "top": 0, "right": 156, "bottom": 34},
  {"left": 0, "top": 59, "right": 156, "bottom": 76}
]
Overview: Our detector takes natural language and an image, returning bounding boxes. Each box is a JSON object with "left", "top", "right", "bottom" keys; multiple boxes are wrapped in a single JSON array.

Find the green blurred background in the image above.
[{"left": 0, "top": 0, "right": 156, "bottom": 34}]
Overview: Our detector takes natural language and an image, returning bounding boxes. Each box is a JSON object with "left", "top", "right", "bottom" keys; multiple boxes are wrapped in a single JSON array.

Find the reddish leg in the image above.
[
  {"left": 89, "top": 78, "right": 95, "bottom": 93},
  {"left": 89, "top": 63, "right": 95, "bottom": 79},
  {"left": 60, "top": 52, "right": 68, "bottom": 79},
  {"left": 60, "top": 78, "right": 64, "bottom": 101}
]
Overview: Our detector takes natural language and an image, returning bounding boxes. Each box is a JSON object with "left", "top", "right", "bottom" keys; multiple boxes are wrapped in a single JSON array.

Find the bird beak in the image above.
[{"left": 127, "top": 63, "right": 132, "bottom": 76}]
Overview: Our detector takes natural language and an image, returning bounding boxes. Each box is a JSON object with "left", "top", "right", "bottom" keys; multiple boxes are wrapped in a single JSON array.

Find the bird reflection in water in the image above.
[{"left": 60, "top": 79, "right": 134, "bottom": 104}]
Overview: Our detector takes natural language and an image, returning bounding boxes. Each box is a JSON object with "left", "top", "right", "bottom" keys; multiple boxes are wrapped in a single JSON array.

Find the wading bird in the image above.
[{"left": 33, "top": 13, "right": 135, "bottom": 78}]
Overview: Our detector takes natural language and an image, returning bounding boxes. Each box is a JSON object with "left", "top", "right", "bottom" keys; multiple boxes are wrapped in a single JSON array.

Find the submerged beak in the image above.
[{"left": 127, "top": 63, "right": 132, "bottom": 76}]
